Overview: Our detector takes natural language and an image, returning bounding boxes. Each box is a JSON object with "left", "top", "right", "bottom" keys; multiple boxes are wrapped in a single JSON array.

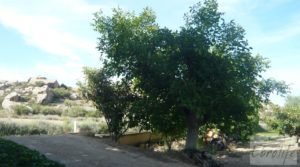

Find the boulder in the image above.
[
  {"left": 32, "top": 85, "right": 54, "bottom": 104},
  {"left": 69, "top": 93, "right": 79, "bottom": 100},
  {"left": 2, "top": 92, "right": 22, "bottom": 111},
  {"left": 28, "top": 77, "right": 59, "bottom": 88}
]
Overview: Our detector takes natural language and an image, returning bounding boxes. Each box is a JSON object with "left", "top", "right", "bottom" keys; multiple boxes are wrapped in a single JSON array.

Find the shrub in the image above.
[
  {"left": 0, "top": 138, "right": 65, "bottom": 167},
  {"left": 64, "top": 99, "right": 76, "bottom": 107},
  {"left": 0, "top": 121, "right": 64, "bottom": 136},
  {"left": 35, "top": 81, "right": 45, "bottom": 87},
  {"left": 266, "top": 97, "right": 300, "bottom": 137},
  {"left": 62, "top": 118, "right": 73, "bottom": 133},
  {"left": 62, "top": 106, "right": 101, "bottom": 118},
  {"left": 40, "top": 107, "right": 63, "bottom": 116},
  {"left": 62, "top": 107, "right": 86, "bottom": 117},
  {"left": 84, "top": 109, "right": 102, "bottom": 117},
  {"left": 79, "top": 122, "right": 108, "bottom": 136},
  {"left": 30, "top": 104, "right": 63, "bottom": 116},
  {"left": 12, "top": 105, "right": 32, "bottom": 115},
  {"left": 51, "top": 87, "right": 71, "bottom": 99}
]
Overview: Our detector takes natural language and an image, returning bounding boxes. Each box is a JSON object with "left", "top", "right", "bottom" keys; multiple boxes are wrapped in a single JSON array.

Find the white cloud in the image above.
[
  {"left": 0, "top": 4, "right": 96, "bottom": 61},
  {"left": 0, "top": 0, "right": 115, "bottom": 85},
  {"left": 0, "top": 67, "right": 34, "bottom": 81},
  {"left": 35, "top": 63, "right": 84, "bottom": 86}
]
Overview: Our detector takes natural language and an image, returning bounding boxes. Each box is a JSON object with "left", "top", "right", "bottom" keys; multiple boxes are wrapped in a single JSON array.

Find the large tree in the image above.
[{"left": 91, "top": 0, "right": 288, "bottom": 150}]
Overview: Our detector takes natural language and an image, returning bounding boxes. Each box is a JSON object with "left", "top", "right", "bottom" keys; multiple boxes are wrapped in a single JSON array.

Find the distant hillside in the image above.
[{"left": 0, "top": 76, "right": 94, "bottom": 114}]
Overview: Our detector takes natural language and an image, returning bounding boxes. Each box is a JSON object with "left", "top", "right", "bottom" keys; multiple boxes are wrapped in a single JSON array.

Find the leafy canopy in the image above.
[{"left": 85, "top": 0, "right": 288, "bottom": 146}]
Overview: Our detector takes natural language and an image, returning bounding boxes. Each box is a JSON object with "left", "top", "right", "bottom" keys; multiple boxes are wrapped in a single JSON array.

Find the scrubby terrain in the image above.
[{"left": 0, "top": 77, "right": 108, "bottom": 137}]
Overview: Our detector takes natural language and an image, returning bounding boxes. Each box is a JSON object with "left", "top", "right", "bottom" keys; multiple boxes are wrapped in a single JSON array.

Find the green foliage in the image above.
[
  {"left": 79, "top": 68, "right": 135, "bottom": 140},
  {"left": 62, "top": 118, "right": 73, "bottom": 133},
  {"left": 91, "top": 0, "right": 288, "bottom": 149},
  {"left": 35, "top": 81, "right": 45, "bottom": 87},
  {"left": 0, "top": 121, "right": 64, "bottom": 136},
  {"left": 267, "top": 96, "right": 300, "bottom": 137},
  {"left": 51, "top": 87, "right": 71, "bottom": 99},
  {"left": 79, "top": 122, "right": 108, "bottom": 136},
  {"left": 13, "top": 105, "right": 32, "bottom": 115},
  {"left": 62, "top": 106, "right": 100, "bottom": 117},
  {"left": 26, "top": 104, "right": 63, "bottom": 116},
  {"left": 0, "top": 138, "right": 65, "bottom": 167},
  {"left": 63, "top": 99, "right": 76, "bottom": 107}
]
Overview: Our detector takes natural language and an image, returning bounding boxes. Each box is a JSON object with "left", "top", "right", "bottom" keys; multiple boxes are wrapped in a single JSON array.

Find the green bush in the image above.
[
  {"left": 64, "top": 99, "right": 76, "bottom": 107},
  {"left": 40, "top": 107, "right": 63, "bottom": 116},
  {"left": 62, "top": 118, "right": 73, "bottom": 133},
  {"left": 35, "top": 81, "right": 45, "bottom": 87},
  {"left": 30, "top": 104, "right": 63, "bottom": 116},
  {"left": 62, "top": 106, "right": 100, "bottom": 117},
  {"left": 51, "top": 88, "right": 71, "bottom": 99},
  {"left": 13, "top": 105, "right": 32, "bottom": 115},
  {"left": 79, "top": 122, "right": 108, "bottom": 136},
  {"left": 0, "top": 138, "right": 65, "bottom": 167}
]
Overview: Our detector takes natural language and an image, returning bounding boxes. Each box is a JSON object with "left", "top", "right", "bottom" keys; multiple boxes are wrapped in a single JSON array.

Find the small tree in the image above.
[
  {"left": 268, "top": 96, "right": 300, "bottom": 139},
  {"left": 78, "top": 67, "right": 135, "bottom": 140}
]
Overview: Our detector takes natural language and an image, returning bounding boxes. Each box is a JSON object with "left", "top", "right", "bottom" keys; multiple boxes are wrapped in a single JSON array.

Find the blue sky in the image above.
[{"left": 0, "top": 0, "right": 299, "bottom": 105}]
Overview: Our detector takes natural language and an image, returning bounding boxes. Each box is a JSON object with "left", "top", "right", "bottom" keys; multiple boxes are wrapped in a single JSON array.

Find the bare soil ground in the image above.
[
  {"left": 5, "top": 134, "right": 300, "bottom": 167},
  {"left": 5, "top": 134, "right": 195, "bottom": 167},
  {"left": 217, "top": 136, "right": 300, "bottom": 167}
]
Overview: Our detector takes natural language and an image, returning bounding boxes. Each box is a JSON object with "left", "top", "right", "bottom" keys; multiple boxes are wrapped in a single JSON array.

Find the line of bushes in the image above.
[
  {"left": 0, "top": 120, "right": 108, "bottom": 137},
  {"left": 0, "top": 138, "right": 65, "bottom": 167},
  {"left": 12, "top": 104, "right": 101, "bottom": 118},
  {"left": 0, "top": 121, "right": 64, "bottom": 136}
]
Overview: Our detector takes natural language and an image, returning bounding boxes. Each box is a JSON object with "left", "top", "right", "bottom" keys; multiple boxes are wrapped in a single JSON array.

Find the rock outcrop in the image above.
[
  {"left": 0, "top": 81, "right": 13, "bottom": 90},
  {"left": 0, "top": 76, "right": 84, "bottom": 111},
  {"left": 2, "top": 92, "right": 23, "bottom": 111},
  {"left": 28, "top": 77, "right": 59, "bottom": 88},
  {"left": 32, "top": 85, "right": 54, "bottom": 104}
]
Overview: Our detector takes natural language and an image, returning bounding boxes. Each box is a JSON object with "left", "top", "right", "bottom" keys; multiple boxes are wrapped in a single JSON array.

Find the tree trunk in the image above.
[{"left": 184, "top": 110, "right": 199, "bottom": 150}]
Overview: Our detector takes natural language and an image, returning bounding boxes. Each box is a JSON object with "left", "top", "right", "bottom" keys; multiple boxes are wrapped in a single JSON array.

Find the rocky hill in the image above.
[{"left": 0, "top": 77, "right": 82, "bottom": 112}]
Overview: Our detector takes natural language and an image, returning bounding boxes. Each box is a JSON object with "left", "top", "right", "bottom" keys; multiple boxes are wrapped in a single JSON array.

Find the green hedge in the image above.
[{"left": 0, "top": 138, "right": 65, "bottom": 167}]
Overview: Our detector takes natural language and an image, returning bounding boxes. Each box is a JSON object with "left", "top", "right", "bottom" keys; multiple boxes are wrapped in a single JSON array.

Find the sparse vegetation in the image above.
[
  {"left": 0, "top": 121, "right": 64, "bottom": 136},
  {"left": 79, "top": 122, "right": 108, "bottom": 136},
  {"left": 35, "top": 81, "right": 45, "bottom": 87},
  {"left": 31, "top": 104, "right": 63, "bottom": 116},
  {"left": 51, "top": 87, "right": 71, "bottom": 99},
  {"left": 62, "top": 106, "right": 100, "bottom": 117},
  {"left": 13, "top": 105, "right": 32, "bottom": 115},
  {"left": 12, "top": 104, "right": 64, "bottom": 116}
]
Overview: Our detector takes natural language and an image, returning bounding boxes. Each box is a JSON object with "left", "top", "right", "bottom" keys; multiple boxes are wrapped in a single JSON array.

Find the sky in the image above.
[{"left": 0, "top": 0, "right": 299, "bottom": 105}]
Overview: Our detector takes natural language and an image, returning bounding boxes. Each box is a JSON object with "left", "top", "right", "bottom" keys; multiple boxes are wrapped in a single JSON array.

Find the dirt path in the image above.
[
  {"left": 6, "top": 134, "right": 194, "bottom": 167},
  {"left": 218, "top": 136, "right": 300, "bottom": 167}
]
